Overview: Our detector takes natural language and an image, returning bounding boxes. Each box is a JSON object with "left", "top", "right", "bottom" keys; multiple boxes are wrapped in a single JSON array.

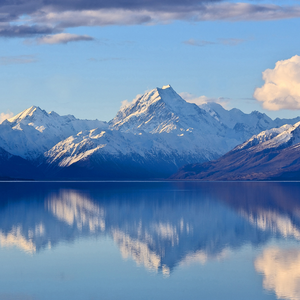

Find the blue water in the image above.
[{"left": 0, "top": 182, "right": 300, "bottom": 300}]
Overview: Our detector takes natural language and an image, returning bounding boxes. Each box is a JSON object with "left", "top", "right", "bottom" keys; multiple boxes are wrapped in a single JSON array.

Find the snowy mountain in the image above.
[
  {"left": 235, "top": 122, "right": 300, "bottom": 151},
  {"left": 109, "top": 85, "right": 237, "bottom": 160},
  {"left": 0, "top": 106, "right": 107, "bottom": 160},
  {"left": 36, "top": 87, "right": 237, "bottom": 178},
  {"left": 41, "top": 85, "right": 300, "bottom": 179},
  {"left": 42, "top": 128, "right": 219, "bottom": 179},
  {"left": 172, "top": 121, "right": 300, "bottom": 181},
  {"left": 199, "top": 102, "right": 300, "bottom": 142},
  {"left": 111, "top": 85, "right": 224, "bottom": 134},
  {"left": 110, "top": 85, "right": 289, "bottom": 144},
  {"left": 1, "top": 85, "right": 300, "bottom": 179}
]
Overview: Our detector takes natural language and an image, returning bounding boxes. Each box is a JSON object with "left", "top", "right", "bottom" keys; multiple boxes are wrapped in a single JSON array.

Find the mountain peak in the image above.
[
  {"left": 8, "top": 105, "right": 48, "bottom": 123},
  {"left": 0, "top": 105, "right": 107, "bottom": 160},
  {"left": 110, "top": 85, "right": 204, "bottom": 133}
]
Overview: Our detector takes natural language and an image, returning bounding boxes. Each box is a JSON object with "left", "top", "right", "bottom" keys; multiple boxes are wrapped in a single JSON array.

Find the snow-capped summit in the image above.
[
  {"left": 5, "top": 105, "right": 106, "bottom": 134},
  {"left": 110, "top": 85, "right": 222, "bottom": 134},
  {"left": 0, "top": 106, "right": 107, "bottom": 160},
  {"left": 7, "top": 106, "right": 48, "bottom": 124},
  {"left": 111, "top": 85, "right": 300, "bottom": 142},
  {"left": 235, "top": 121, "right": 300, "bottom": 152}
]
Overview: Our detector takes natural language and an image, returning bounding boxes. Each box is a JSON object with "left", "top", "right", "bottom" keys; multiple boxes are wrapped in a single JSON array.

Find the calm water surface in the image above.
[{"left": 0, "top": 182, "right": 300, "bottom": 300}]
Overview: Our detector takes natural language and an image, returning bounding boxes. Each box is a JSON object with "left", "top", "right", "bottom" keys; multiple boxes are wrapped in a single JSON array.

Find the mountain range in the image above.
[
  {"left": 1, "top": 85, "right": 300, "bottom": 180},
  {"left": 172, "top": 121, "right": 300, "bottom": 180}
]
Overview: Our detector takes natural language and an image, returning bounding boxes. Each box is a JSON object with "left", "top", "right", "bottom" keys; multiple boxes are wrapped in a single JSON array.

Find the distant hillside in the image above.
[{"left": 171, "top": 122, "right": 300, "bottom": 181}]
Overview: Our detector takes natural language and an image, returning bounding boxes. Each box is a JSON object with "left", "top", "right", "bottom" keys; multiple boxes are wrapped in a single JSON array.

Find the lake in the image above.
[{"left": 0, "top": 181, "right": 300, "bottom": 300}]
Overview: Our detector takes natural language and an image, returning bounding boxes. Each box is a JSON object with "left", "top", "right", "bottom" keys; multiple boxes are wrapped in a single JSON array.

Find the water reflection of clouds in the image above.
[{"left": 255, "top": 247, "right": 300, "bottom": 300}]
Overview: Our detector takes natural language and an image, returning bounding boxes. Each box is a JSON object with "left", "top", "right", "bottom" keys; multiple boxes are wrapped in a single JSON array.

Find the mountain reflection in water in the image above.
[{"left": 0, "top": 182, "right": 300, "bottom": 299}]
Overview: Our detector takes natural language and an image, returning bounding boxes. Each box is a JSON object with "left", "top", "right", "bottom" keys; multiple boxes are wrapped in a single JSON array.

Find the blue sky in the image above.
[{"left": 1, "top": 0, "right": 300, "bottom": 121}]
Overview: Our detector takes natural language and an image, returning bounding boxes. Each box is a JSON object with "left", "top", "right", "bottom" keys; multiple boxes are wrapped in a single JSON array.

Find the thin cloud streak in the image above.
[
  {"left": 0, "top": 55, "right": 37, "bottom": 65},
  {"left": 219, "top": 38, "right": 244, "bottom": 45},
  {"left": 36, "top": 33, "right": 94, "bottom": 44},
  {"left": 180, "top": 92, "right": 230, "bottom": 108},
  {"left": 184, "top": 39, "right": 215, "bottom": 47},
  {"left": 0, "top": 111, "right": 14, "bottom": 123},
  {"left": 184, "top": 38, "right": 245, "bottom": 47}
]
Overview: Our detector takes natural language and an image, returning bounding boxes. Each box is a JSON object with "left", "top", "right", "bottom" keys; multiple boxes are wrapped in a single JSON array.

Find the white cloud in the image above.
[
  {"left": 120, "top": 94, "right": 143, "bottom": 110},
  {"left": 255, "top": 247, "right": 300, "bottom": 300},
  {"left": 36, "top": 33, "right": 94, "bottom": 45},
  {"left": 254, "top": 55, "right": 300, "bottom": 110},
  {"left": 121, "top": 99, "right": 131, "bottom": 109},
  {"left": 0, "top": 112, "right": 14, "bottom": 123},
  {"left": 180, "top": 92, "right": 229, "bottom": 108}
]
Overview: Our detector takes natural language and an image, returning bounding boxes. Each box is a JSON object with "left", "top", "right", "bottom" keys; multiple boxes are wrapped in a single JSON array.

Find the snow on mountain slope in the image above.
[
  {"left": 235, "top": 122, "right": 300, "bottom": 151},
  {"left": 40, "top": 85, "right": 300, "bottom": 179},
  {"left": 111, "top": 85, "right": 300, "bottom": 156},
  {"left": 199, "top": 102, "right": 300, "bottom": 142},
  {"left": 172, "top": 121, "right": 300, "bottom": 181},
  {"left": 43, "top": 128, "right": 220, "bottom": 179},
  {"left": 256, "top": 121, "right": 300, "bottom": 151},
  {"left": 41, "top": 86, "right": 259, "bottom": 179},
  {"left": 109, "top": 85, "right": 254, "bottom": 159},
  {"left": 2, "top": 85, "right": 300, "bottom": 180},
  {"left": 200, "top": 102, "right": 272, "bottom": 130},
  {"left": 110, "top": 85, "right": 225, "bottom": 134},
  {"left": 0, "top": 106, "right": 107, "bottom": 160}
]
